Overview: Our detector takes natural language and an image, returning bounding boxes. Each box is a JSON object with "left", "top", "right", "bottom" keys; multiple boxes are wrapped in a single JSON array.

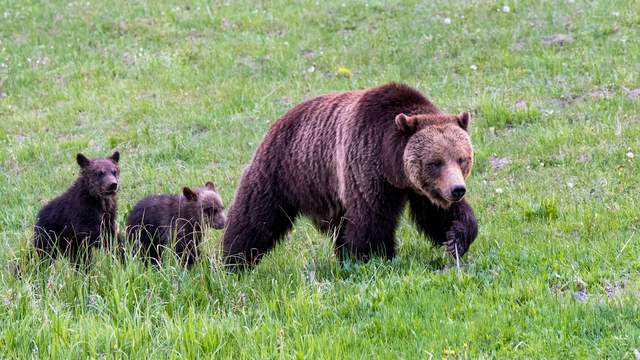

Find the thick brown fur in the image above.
[
  {"left": 125, "top": 182, "right": 226, "bottom": 267},
  {"left": 33, "top": 151, "right": 120, "bottom": 269},
  {"left": 223, "top": 83, "right": 478, "bottom": 268}
]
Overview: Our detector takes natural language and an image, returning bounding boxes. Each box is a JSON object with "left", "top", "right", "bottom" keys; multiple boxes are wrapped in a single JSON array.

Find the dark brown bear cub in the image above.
[
  {"left": 126, "top": 182, "right": 226, "bottom": 267},
  {"left": 223, "top": 83, "right": 478, "bottom": 268},
  {"left": 34, "top": 151, "right": 120, "bottom": 268}
]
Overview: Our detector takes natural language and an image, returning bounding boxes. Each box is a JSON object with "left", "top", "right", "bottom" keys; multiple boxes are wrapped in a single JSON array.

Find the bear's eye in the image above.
[
  {"left": 458, "top": 158, "right": 467, "bottom": 165},
  {"left": 112, "top": 170, "right": 117, "bottom": 176},
  {"left": 429, "top": 160, "right": 444, "bottom": 168},
  {"left": 97, "top": 170, "right": 105, "bottom": 177}
]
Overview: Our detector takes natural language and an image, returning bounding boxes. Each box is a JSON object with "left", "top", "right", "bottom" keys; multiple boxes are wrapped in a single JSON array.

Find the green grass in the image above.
[{"left": 1, "top": 0, "right": 640, "bottom": 357}]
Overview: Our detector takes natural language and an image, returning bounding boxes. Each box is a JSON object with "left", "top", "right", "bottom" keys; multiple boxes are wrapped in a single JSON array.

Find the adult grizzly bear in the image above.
[
  {"left": 223, "top": 83, "right": 477, "bottom": 267},
  {"left": 34, "top": 151, "right": 120, "bottom": 268}
]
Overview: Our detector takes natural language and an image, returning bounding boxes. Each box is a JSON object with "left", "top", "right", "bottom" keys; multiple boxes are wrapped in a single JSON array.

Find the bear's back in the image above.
[
  {"left": 243, "top": 83, "right": 439, "bottom": 214},
  {"left": 35, "top": 182, "right": 92, "bottom": 230},
  {"left": 127, "top": 194, "right": 181, "bottom": 227},
  {"left": 355, "top": 83, "right": 439, "bottom": 124}
]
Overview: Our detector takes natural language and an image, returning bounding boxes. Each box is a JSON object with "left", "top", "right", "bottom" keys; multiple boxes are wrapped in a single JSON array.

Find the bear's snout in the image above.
[
  {"left": 450, "top": 185, "right": 466, "bottom": 201},
  {"left": 213, "top": 212, "right": 227, "bottom": 229},
  {"left": 106, "top": 182, "right": 118, "bottom": 194}
]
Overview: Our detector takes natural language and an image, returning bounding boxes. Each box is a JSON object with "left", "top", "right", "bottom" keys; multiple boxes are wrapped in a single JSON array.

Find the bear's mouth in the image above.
[
  {"left": 212, "top": 222, "right": 225, "bottom": 229},
  {"left": 443, "top": 192, "right": 464, "bottom": 203},
  {"left": 424, "top": 188, "right": 453, "bottom": 209},
  {"left": 415, "top": 180, "right": 457, "bottom": 209}
]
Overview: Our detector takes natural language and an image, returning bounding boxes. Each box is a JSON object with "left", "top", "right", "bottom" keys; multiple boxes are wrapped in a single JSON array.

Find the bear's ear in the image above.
[
  {"left": 183, "top": 187, "right": 198, "bottom": 201},
  {"left": 205, "top": 181, "right": 216, "bottom": 191},
  {"left": 457, "top": 112, "right": 471, "bottom": 131},
  {"left": 110, "top": 151, "right": 120, "bottom": 163},
  {"left": 76, "top": 153, "right": 90, "bottom": 168},
  {"left": 395, "top": 113, "right": 418, "bottom": 133}
]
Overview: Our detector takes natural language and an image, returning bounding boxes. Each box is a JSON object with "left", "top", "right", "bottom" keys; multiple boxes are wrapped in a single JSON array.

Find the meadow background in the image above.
[{"left": 1, "top": 0, "right": 640, "bottom": 358}]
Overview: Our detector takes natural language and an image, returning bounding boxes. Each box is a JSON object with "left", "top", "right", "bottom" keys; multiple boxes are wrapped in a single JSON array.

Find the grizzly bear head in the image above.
[
  {"left": 395, "top": 112, "right": 473, "bottom": 208},
  {"left": 77, "top": 151, "right": 120, "bottom": 198},
  {"left": 182, "top": 182, "right": 226, "bottom": 229}
]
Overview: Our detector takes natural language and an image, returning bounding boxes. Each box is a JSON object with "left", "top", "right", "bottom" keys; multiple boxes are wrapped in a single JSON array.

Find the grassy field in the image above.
[{"left": 1, "top": 0, "right": 640, "bottom": 357}]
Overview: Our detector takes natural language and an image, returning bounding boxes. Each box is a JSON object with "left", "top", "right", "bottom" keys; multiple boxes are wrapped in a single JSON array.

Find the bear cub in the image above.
[
  {"left": 33, "top": 151, "right": 120, "bottom": 268},
  {"left": 126, "top": 182, "right": 226, "bottom": 266}
]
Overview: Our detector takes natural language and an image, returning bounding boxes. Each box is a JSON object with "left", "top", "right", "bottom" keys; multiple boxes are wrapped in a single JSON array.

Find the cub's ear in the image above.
[
  {"left": 457, "top": 112, "right": 471, "bottom": 131},
  {"left": 110, "top": 151, "right": 120, "bottom": 163},
  {"left": 205, "top": 181, "right": 216, "bottom": 191},
  {"left": 183, "top": 187, "right": 198, "bottom": 201},
  {"left": 76, "top": 153, "right": 90, "bottom": 168},
  {"left": 395, "top": 113, "right": 419, "bottom": 133}
]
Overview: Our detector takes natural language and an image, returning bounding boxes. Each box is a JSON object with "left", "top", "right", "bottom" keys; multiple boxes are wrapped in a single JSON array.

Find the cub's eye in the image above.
[
  {"left": 112, "top": 170, "right": 117, "bottom": 176},
  {"left": 97, "top": 170, "right": 105, "bottom": 177},
  {"left": 429, "top": 160, "right": 444, "bottom": 168},
  {"left": 458, "top": 158, "right": 467, "bottom": 165}
]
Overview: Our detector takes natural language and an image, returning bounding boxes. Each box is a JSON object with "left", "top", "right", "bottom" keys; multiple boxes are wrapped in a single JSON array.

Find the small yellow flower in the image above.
[{"left": 335, "top": 66, "right": 353, "bottom": 78}]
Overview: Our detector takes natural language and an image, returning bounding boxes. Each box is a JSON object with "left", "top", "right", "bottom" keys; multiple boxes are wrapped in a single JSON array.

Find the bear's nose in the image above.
[
  {"left": 107, "top": 183, "right": 118, "bottom": 192},
  {"left": 450, "top": 186, "right": 466, "bottom": 201}
]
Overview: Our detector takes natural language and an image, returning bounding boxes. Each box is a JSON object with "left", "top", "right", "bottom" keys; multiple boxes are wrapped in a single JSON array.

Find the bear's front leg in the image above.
[
  {"left": 339, "top": 217, "right": 397, "bottom": 261},
  {"left": 70, "top": 234, "right": 95, "bottom": 271},
  {"left": 174, "top": 226, "right": 200, "bottom": 267},
  {"left": 338, "top": 197, "right": 405, "bottom": 262},
  {"left": 408, "top": 192, "right": 478, "bottom": 258}
]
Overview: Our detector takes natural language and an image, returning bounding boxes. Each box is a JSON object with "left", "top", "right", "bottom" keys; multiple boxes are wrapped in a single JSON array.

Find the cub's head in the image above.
[
  {"left": 182, "top": 182, "right": 226, "bottom": 229},
  {"left": 396, "top": 112, "right": 473, "bottom": 208},
  {"left": 77, "top": 151, "right": 120, "bottom": 198}
]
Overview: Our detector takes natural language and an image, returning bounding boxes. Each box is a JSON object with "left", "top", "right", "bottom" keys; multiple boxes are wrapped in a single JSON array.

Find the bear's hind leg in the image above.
[{"left": 33, "top": 228, "right": 58, "bottom": 265}]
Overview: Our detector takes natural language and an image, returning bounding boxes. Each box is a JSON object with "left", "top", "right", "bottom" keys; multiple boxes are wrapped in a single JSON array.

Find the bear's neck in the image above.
[
  {"left": 382, "top": 129, "right": 411, "bottom": 189},
  {"left": 177, "top": 197, "right": 205, "bottom": 225}
]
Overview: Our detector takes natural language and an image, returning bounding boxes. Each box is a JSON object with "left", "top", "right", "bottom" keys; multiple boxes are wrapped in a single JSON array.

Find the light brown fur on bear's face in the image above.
[
  {"left": 183, "top": 182, "right": 227, "bottom": 229},
  {"left": 399, "top": 113, "right": 473, "bottom": 209},
  {"left": 77, "top": 151, "right": 120, "bottom": 198}
]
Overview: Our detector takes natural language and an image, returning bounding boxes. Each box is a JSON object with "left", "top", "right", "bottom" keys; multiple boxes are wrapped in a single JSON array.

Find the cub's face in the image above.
[
  {"left": 183, "top": 182, "right": 226, "bottom": 229},
  {"left": 77, "top": 151, "right": 120, "bottom": 197},
  {"left": 396, "top": 112, "right": 473, "bottom": 208}
]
